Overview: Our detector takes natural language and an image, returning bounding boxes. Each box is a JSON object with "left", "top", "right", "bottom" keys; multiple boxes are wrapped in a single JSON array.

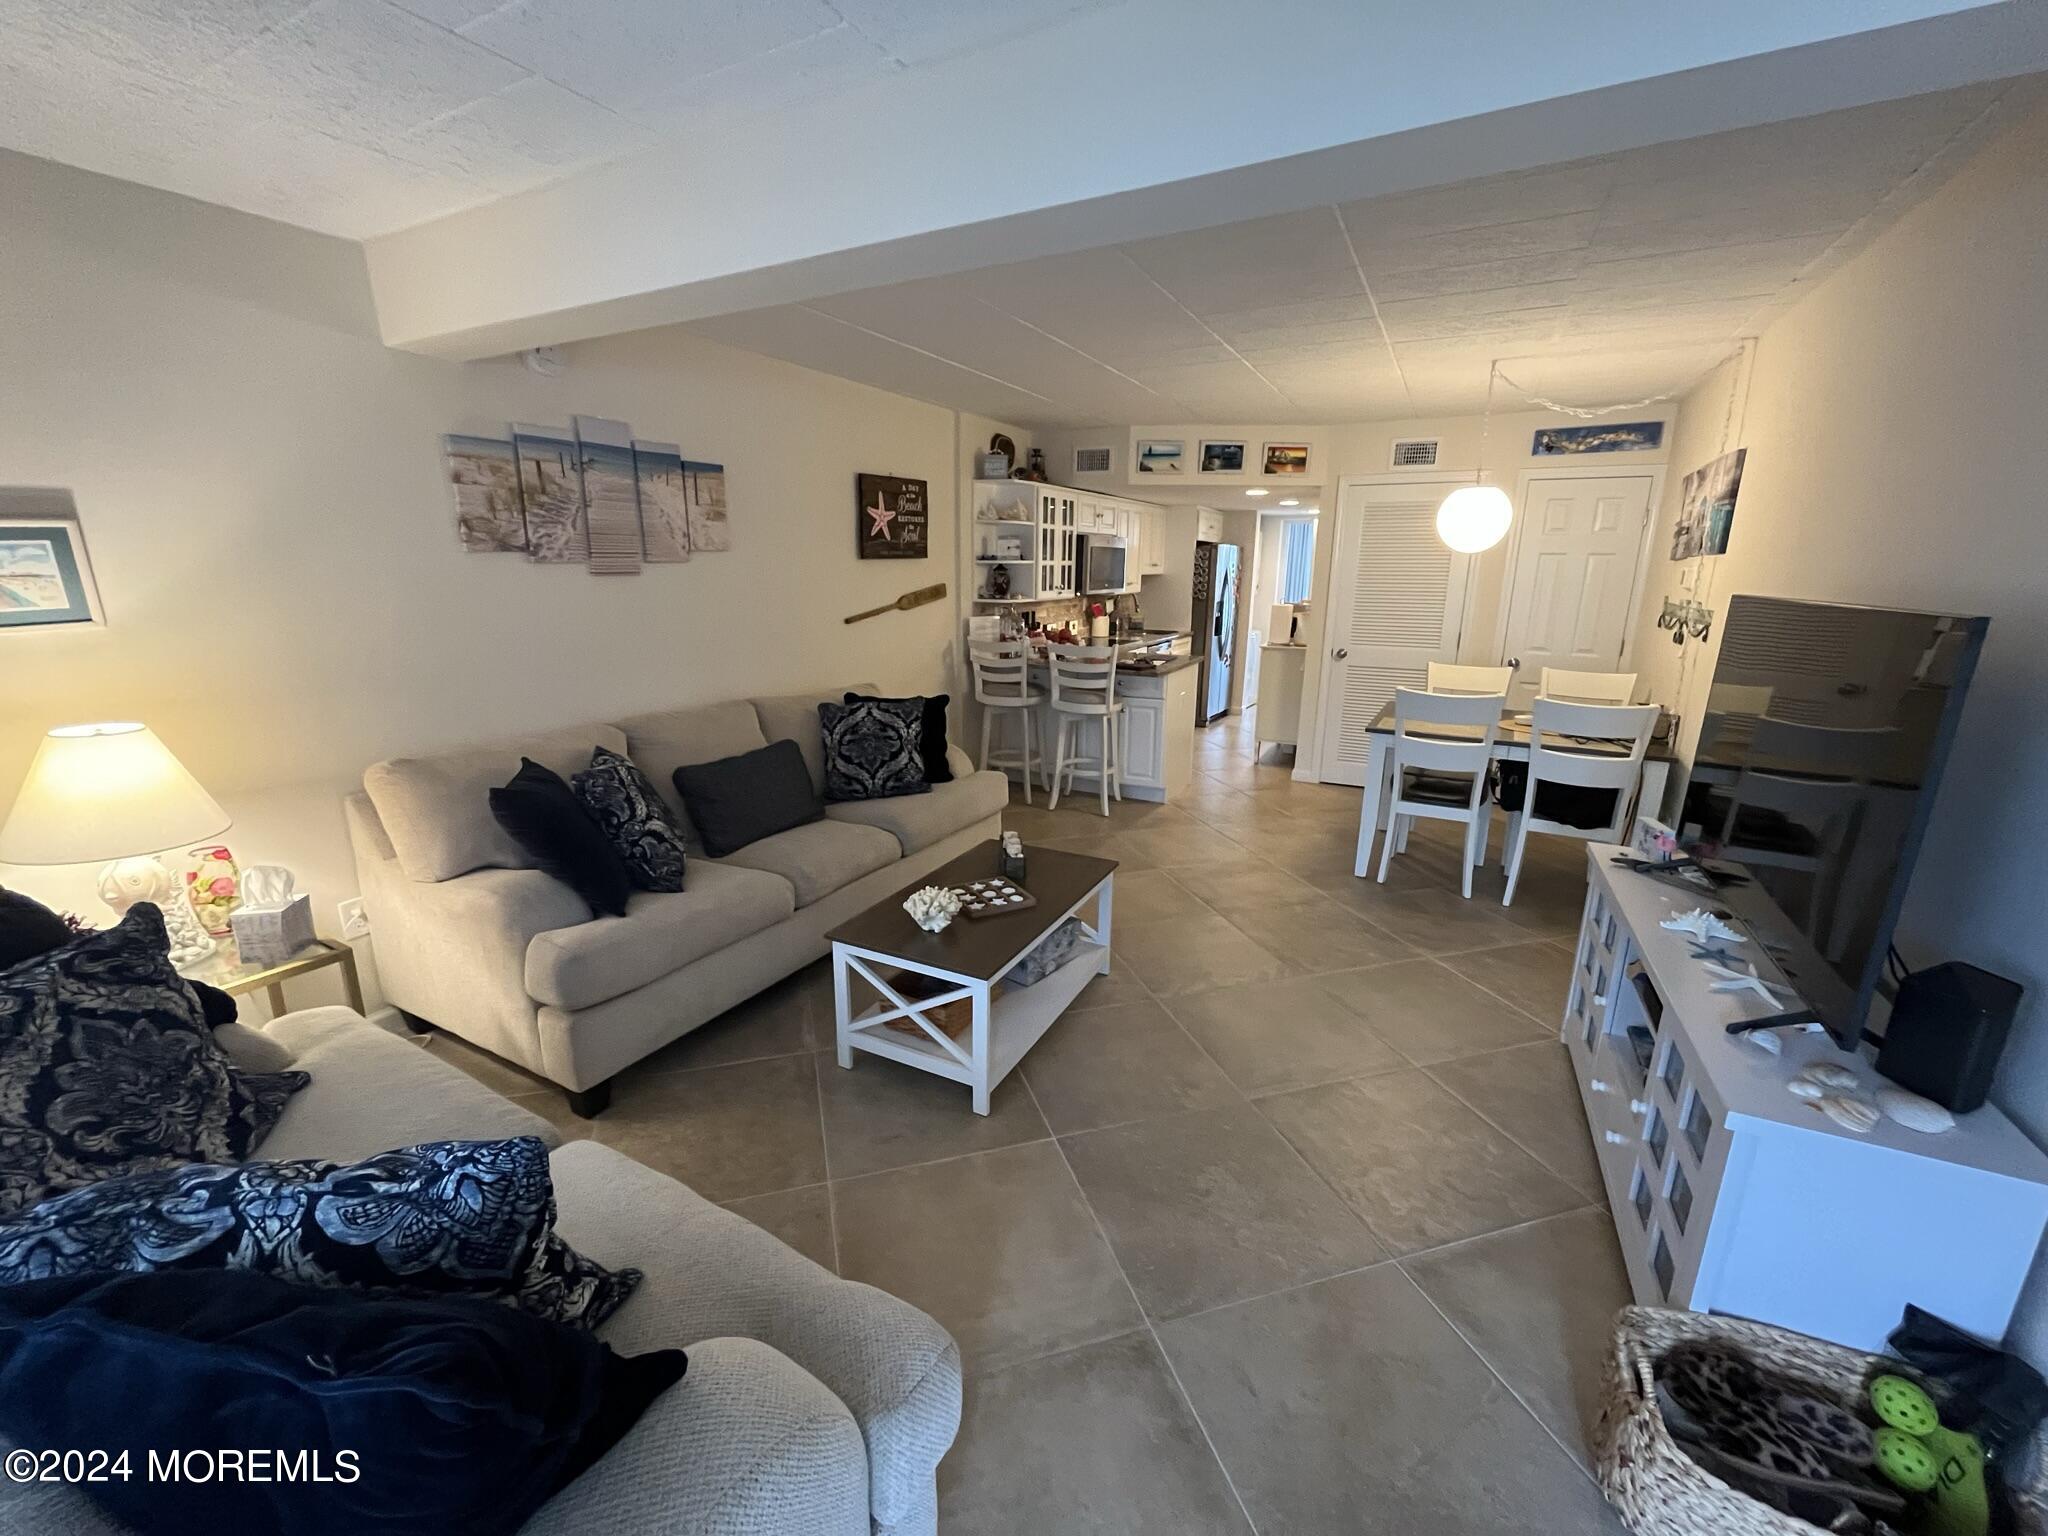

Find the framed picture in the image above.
[
  {"left": 1199, "top": 440, "right": 1246, "bottom": 473},
  {"left": 1531, "top": 420, "right": 1665, "bottom": 456},
  {"left": 857, "top": 473, "right": 929, "bottom": 559},
  {"left": 1263, "top": 442, "right": 1310, "bottom": 475},
  {"left": 1671, "top": 448, "right": 1746, "bottom": 560},
  {"left": 0, "top": 501, "right": 105, "bottom": 631},
  {"left": 1136, "top": 439, "right": 1184, "bottom": 474},
  {"left": 442, "top": 434, "right": 528, "bottom": 552}
]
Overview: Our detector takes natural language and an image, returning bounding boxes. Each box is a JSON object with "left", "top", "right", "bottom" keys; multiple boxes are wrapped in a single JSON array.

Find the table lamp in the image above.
[{"left": 0, "top": 722, "right": 230, "bottom": 967}]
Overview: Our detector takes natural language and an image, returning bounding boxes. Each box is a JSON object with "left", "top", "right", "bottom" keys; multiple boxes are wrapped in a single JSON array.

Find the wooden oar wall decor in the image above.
[{"left": 844, "top": 582, "right": 947, "bottom": 624}]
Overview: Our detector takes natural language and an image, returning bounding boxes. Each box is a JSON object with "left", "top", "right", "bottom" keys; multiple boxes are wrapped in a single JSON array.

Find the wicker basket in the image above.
[{"left": 1594, "top": 1306, "right": 2047, "bottom": 1536}]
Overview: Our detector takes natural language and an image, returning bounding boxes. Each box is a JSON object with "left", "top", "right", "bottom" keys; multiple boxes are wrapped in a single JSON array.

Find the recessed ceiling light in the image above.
[
  {"left": 1278, "top": 498, "right": 1299, "bottom": 507},
  {"left": 1245, "top": 488, "right": 1268, "bottom": 497}
]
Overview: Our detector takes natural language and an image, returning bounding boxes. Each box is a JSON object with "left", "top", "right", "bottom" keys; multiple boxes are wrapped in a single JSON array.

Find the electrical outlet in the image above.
[{"left": 338, "top": 898, "right": 369, "bottom": 939}]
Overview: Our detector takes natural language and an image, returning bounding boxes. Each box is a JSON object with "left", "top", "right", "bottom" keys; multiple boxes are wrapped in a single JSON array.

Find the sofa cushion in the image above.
[
  {"left": 714, "top": 820, "right": 900, "bottom": 908},
  {"left": 366, "top": 723, "right": 628, "bottom": 883},
  {"left": 845, "top": 691, "right": 953, "bottom": 783},
  {"left": 260, "top": 1009, "right": 562, "bottom": 1163},
  {"left": 820, "top": 698, "right": 931, "bottom": 803},
  {"left": 489, "top": 758, "right": 632, "bottom": 917},
  {"left": 825, "top": 769, "right": 1009, "bottom": 854},
  {"left": 571, "top": 747, "right": 688, "bottom": 893},
  {"left": 754, "top": 684, "right": 879, "bottom": 795},
  {"left": 524, "top": 863, "right": 796, "bottom": 1013},
  {"left": 615, "top": 702, "right": 768, "bottom": 841}
]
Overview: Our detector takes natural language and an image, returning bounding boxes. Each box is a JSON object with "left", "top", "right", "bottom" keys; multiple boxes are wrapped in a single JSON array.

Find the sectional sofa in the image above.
[{"left": 348, "top": 685, "right": 1007, "bottom": 1113}]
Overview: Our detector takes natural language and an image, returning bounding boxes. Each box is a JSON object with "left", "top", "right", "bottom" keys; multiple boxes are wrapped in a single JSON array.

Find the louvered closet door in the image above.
[{"left": 1316, "top": 479, "right": 1473, "bottom": 786}]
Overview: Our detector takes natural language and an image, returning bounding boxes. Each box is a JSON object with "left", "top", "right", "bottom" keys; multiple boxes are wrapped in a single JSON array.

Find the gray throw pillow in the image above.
[
  {"left": 820, "top": 698, "right": 932, "bottom": 802},
  {"left": 571, "top": 746, "right": 688, "bottom": 892}
]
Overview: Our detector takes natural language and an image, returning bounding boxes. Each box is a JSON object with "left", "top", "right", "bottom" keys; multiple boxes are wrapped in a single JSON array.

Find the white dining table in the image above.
[{"left": 1350, "top": 703, "right": 1677, "bottom": 877}]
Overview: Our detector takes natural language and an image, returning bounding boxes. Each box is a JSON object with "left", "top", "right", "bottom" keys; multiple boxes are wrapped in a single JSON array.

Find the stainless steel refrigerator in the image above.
[{"left": 1191, "top": 539, "right": 1240, "bottom": 725}]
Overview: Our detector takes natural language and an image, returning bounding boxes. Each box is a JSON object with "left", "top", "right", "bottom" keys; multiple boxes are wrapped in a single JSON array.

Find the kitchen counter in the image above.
[{"left": 1000, "top": 648, "right": 1199, "bottom": 802}]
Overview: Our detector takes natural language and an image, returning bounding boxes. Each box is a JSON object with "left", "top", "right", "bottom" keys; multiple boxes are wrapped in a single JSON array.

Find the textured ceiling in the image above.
[
  {"left": 0, "top": 0, "right": 1126, "bottom": 237},
  {"left": 688, "top": 84, "right": 2021, "bottom": 428}
]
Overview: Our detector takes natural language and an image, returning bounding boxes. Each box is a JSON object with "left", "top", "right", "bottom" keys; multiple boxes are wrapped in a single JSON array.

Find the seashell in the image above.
[
  {"left": 1800, "top": 1063, "right": 1860, "bottom": 1091},
  {"left": 1817, "top": 1095, "right": 1880, "bottom": 1133},
  {"left": 1878, "top": 1086, "right": 1956, "bottom": 1134},
  {"left": 1745, "top": 1029, "right": 1783, "bottom": 1055},
  {"left": 1786, "top": 1077, "right": 1825, "bottom": 1100}
]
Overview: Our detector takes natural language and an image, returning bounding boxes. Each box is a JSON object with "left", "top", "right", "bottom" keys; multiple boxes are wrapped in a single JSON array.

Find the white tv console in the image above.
[{"left": 1566, "top": 845, "right": 2048, "bottom": 1352}]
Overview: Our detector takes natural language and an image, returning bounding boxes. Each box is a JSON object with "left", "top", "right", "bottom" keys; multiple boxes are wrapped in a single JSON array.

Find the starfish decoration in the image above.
[{"left": 866, "top": 493, "right": 896, "bottom": 541}]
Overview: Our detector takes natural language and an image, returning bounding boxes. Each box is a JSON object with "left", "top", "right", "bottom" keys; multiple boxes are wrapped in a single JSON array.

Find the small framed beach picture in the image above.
[
  {"left": 1263, "top": 442, "right": 1310, "bottom": 475},
  {"left": 0, "top": 493, "right": 106, "bottom": 631},
  {"left": 1135, "top": 439, "right": 1184, "bottom": 474},
  {"left": 1199, "top": 440, "right": 1246, "bottom": 473}
]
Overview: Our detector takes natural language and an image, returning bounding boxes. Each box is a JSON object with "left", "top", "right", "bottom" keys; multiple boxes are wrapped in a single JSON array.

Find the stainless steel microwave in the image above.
[{"left": 1082, "top": 536, "right": 1128, "bottom": 593}]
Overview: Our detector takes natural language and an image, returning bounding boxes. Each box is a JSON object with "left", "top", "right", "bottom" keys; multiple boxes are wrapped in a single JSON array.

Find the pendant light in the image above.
[{"left": 1436, "top": 361, "right": 1511, "bottom": 553}]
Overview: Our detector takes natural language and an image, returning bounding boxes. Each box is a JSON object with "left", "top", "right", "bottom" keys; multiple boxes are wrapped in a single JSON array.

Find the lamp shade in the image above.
[
  {"left": 1435, "top": 484, "right": 1513, "bottom": 554},
  {"left": 0, "top": 723, "right": 229, "bottom": 865}
]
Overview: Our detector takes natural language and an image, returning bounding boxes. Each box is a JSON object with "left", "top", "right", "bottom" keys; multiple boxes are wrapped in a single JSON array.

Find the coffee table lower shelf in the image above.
[{"left": 835, "top": 937, "right": 1105, "bottom": 1122}]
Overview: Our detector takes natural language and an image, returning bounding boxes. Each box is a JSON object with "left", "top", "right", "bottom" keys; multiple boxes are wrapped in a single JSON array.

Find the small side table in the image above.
[{"left": 182, "top": 936, "right": 365, "bottom": 1018}]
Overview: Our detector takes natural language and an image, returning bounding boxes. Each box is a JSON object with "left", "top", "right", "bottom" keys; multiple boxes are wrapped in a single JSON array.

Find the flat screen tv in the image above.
[{"left": 1677, "top": 595, "right": 1988, "bottom": 1051}]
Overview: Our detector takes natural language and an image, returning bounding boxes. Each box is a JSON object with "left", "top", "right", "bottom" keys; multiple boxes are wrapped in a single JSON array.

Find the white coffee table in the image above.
[{"left": 826, "top": 841, "right": 1117, "bottom": 1114}]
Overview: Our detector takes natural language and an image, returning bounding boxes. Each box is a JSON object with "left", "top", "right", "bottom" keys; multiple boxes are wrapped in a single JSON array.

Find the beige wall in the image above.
[
  {"left": 1619, "top": 104, "right": 2048, "bottom": 1359},
  {"left": 0, "top": 151, "right": 963, "bottom": 1015}
]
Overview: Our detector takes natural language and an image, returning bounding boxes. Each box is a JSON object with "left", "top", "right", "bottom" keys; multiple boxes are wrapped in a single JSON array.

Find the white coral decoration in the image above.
[{"left": 903, "top": 884, "right": 963, "bottom": 933}]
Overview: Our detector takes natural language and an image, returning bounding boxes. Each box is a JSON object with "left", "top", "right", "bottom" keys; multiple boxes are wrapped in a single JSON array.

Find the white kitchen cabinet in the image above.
[
  {"left": 1138, "top": 507, "right": 1166, "bottom": 575},
  {"left": 1196, "top": 508, "right": 1224, "bottom": 542}
]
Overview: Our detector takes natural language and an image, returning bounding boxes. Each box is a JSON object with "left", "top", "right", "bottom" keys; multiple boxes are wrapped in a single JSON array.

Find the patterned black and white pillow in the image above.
[
  {"left": 0, "top": 1135, "right": 639, "bottom": 1329},
  {"left": 0, "top": 905, "right": 306, "bottom": 1219},
  {"left": 571, "top": 746, "right": 688, "bottom": 892},
  {"left": 820, "top": 698, "right": 931, "bottom": 802}
]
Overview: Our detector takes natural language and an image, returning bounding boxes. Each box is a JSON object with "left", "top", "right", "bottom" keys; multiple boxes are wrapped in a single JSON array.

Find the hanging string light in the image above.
[{"left": 1435, "top": 363, "right": 1512, "bottom": 553}]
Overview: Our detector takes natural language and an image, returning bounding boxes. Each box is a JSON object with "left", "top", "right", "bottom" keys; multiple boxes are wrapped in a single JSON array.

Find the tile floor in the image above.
[{"left": 426, "top": 712, "right": 1633, "bottom": 1535}]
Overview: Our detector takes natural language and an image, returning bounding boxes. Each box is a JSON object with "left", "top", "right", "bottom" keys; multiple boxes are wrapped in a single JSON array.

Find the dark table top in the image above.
[
  {"left": 825, "top": 840, "right": 1119, "bottom": 982},
  {"left": 1365, "top": 702, "right": 1679, "bottom": 762}
]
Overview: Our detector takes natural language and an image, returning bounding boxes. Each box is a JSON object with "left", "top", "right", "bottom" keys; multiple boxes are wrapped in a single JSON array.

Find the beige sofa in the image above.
[
  {"left": 347, "top": 685, "right": 1007, "bottom": 1113},
  {"left": 2, "top": 1007, "right": 962, "bottom": 1536}
]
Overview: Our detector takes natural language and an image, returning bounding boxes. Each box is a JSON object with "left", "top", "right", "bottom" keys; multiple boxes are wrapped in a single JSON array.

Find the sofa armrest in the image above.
[
  {"left": 549, "top": 1142, "right": 960, "bottom": 1534},
  {"left": 521, "top": 1338, "right": 867, "bottom": 1536},
  {"left": 944, "top": 741, "right": 975, "bottom": 781}
]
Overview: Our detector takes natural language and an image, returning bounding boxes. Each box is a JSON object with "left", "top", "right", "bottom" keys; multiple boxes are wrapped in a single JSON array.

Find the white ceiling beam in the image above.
[{"left": 364, "top": 0, "right": 2047, "bottom": 359}]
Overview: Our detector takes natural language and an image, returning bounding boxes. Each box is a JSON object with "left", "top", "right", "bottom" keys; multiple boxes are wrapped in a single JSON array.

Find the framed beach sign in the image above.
[{"left": 0, "top": 492, "right": 105, "bottom": 630}]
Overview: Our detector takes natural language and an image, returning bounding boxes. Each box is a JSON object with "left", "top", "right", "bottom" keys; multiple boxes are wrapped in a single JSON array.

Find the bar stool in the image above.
[
  {"left": 970, "top": 641, "right": 1043, "bottom": 804},
  {"left": 1046, "top": 644, "right": 1123, "bottom": 816}
]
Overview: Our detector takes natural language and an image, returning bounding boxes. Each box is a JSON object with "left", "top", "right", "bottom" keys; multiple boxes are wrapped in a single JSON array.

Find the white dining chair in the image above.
[
  {"left": 1427, "top": 661, "right": 1516, "bottom": 694},
  {"left": 1500, "top": 699, "right": 1660, "bottom": 906},
  {"left": 1538, "top": 667, "right": 1638, "bottom": 704},
  {"left": 1046, "top": 644, "right": 1124, "bottom": 816},
  {"left": 1377, "top": 687, "right": 1507, "bottom": 898},
  {"left": 970, "top": 641, "right": 1044, "bottom": 805}
]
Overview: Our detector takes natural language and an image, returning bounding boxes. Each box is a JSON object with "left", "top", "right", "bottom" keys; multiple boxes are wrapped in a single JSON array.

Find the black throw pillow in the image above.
[
  {"left": 672, "top": 739, "right": 823, "bottom": 858},
  {"left": 571, "top": 746, "right": 689, "bottom": 893},
  {"left": 0, "top": 1268, "right": 686, "bottom": 1536},
  {"left": 488, "top": 757, "right": 631, "bottom": 917},
  {"left": 844, "top": 692, "right": 953, "bottom": 783},
  {"left": 0, "top": 905, "right": 307, "bottom": 1219},
  {"left": 1, "top": 886, "right": 244, "bottom": 1028},
  {"left": 820, "top": 698, "right": 932, "bottom": 802},
  {"left": 0, "top": 1135, "right": 639, "bottom": 1329}
]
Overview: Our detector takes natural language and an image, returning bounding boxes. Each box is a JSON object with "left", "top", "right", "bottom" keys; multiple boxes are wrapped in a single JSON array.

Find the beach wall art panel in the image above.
[
  {"left": 574, "top": 416, "right": 642, "bottom": 575},
  {"left": 684, "top": 462, "right": 731, "bottom": 552},
  {"left": 512, "top": 423, "right": 589, "bottom": 563},
  {"left": 633, "top": 440, "right": 691, "bottom": 562},
  {"left": 443, "top": 434, "right": 529, "bottom": 552},
  {"left": 0, "top": 489, "right": 105, "bottom": 630}
]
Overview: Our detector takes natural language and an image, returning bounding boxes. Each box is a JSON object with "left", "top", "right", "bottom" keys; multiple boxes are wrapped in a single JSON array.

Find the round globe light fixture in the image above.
[{"left": 1435, "top": 484, "right": 1513, "bottom": 553}]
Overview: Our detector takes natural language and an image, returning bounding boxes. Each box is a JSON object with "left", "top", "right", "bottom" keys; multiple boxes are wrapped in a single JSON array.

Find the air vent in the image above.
[
  {"left": 1073, "top": 446, "right": 1112, "bottom": 475},
  {"left": 1391, "top": 438, "right": 1439, "bottom": 468}
]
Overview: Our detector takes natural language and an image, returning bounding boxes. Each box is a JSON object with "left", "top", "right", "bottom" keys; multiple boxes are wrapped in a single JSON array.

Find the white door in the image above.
[
  {"left": 1500, "top": 474, "right": 1654, "bottom": 704},
  {"left": 1315, "top": 478, "right": 1473, "bottom": 786}
]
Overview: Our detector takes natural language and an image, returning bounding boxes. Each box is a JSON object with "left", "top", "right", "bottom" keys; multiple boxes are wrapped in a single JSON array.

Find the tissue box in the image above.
[{"left": 231, "top": 894, "right": 315, "bottom": 967}]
